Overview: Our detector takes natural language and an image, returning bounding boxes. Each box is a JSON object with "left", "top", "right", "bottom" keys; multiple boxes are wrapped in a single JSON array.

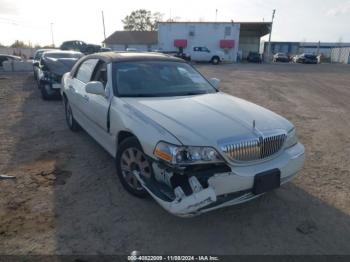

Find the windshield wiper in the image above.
[
  {"left": 120, "top": 94, "right": 164, "bottom": 97},
  {"left": 120, "top": 92, "right": 210, "bottom": 97},
  {"left": 180, "top": 91, "right": 208, "bottom": 96}
]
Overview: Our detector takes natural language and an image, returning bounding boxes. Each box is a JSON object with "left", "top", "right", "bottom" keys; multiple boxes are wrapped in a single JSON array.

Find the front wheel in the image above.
[
  {"left": 211, "top": 56, "right": 220, "bottom": 65},
  {"left": 116, "top": 137, "right": 152, "bottom": 198}
]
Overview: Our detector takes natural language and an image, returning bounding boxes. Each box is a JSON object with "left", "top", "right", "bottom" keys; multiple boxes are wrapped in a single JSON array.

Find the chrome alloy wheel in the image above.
[{"left": 120, "top": 147, "right": 151, "bottom": 191}]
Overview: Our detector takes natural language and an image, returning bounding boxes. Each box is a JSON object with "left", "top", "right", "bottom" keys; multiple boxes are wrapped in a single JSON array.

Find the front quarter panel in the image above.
[
  {"left": 109, "top": 97, "right": 181, "bottom": 158},
  {"left": 60, "top": 72, "right": 70, "bottom": 96}
]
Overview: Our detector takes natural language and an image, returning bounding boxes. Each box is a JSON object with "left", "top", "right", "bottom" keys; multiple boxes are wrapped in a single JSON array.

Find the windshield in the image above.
[
  {"left": 113, "top": 61, "right": 217, "bottom": 97},
  {"left": 44, "top": 52, "right": 82, "bottom": 59},
  {"left": 34, "top": 51, "right": 45, "bottom": 60}
]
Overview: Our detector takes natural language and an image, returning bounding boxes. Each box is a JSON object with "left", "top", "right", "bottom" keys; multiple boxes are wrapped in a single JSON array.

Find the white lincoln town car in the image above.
[{"left": 61, "top": 52, "right": 305, "bottom": 217}]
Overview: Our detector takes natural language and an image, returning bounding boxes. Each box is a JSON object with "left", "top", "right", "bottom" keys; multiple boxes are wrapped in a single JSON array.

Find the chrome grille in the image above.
[{"left": 220, "top": 133, "right": 286, "bottom": 162}]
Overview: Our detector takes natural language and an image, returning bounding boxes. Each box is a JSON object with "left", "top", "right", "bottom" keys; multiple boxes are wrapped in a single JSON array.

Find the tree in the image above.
[
  {"left": 122, "top": 9, "right": 163, "bottom": 31},
  {"left": 10, "top": 40, "right": 31, "bottom": 48}
]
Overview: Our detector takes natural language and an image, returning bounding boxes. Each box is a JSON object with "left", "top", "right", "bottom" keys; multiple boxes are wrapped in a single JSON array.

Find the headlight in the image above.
[
  {"left": 154, "top": 141, "right": 223, "bottom": 165},
  {"left": 285, "top": 128, "right": 298, "bottom": 148}
]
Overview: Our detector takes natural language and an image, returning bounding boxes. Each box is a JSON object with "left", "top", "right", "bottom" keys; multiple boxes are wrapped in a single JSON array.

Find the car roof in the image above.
[
  {"left": 81, "top": 51, "right": 185, "bottom": 63},
  {"left": 35, "top": 48, "right": 55, "bottom": 53},
  {"left": 62, "top": 40, "right": 85, "bottom": 43},
  {"left": 43, "top": 50, "right": 83, "bottom": 55},
  {"left": 0, "top": 54, "right": 21, "bottom": 59}
]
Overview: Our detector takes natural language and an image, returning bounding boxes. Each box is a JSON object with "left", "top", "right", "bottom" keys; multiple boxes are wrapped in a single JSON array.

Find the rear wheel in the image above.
[
  {"left": 40, "top": 82, "right": 53, "bottom": 100},
  {"left": 64, "top": 98, "right": 79, "bottom": 131},
  {"left": 116, "top": 137, "right": 151, "bottom": 198}
]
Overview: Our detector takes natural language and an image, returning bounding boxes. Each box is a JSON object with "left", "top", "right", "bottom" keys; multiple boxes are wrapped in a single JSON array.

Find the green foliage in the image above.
[{"left": 122, "top": 9, "right": 163, "bottom": 31}]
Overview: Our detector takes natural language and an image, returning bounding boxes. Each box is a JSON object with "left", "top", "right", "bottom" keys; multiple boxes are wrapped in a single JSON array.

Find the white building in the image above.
[
  {"left": 158, "top": 22, "right": 271, "bottom": 63},
  {"left": 103, "top": 22, "right": 271, "bottom": 62},
  {"left": 158, "top": 22, "right": 240, "bottom": 62}
]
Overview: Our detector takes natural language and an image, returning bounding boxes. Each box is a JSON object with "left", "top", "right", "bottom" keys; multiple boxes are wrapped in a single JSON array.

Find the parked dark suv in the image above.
[
  {"left": 60, "top": 40, "right": 101, "bottom": 54},
  {"left": 295, "top": 53, "right": 318, "bottom": 64},
  {"left": 247, "top": 52, "right": 262, "bottom": 63}
]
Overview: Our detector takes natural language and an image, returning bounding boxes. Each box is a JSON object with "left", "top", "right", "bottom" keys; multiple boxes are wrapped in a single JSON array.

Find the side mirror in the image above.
[
  {"left": 33, "top": 61, "right": 39, "bottom": 66},
  {"left": 85, "top": 81, "right": 105, "bottom": 96},
  {"left": 209, "top": 78, "right": 221, "bottom": 89}
]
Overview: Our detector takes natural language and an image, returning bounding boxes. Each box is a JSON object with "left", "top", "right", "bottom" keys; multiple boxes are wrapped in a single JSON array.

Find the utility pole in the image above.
[
  {"left": 50, "top": 22, "right": 55, "bottom": 47},
  {"left": 215, "top": 9, "right": 218, "bottom": 22},
  {"left": 101, "top": 11, "right": 106, "bottom": 43},
  {"left": 266, "top": 9, "right": 276, "bottom": 62}
]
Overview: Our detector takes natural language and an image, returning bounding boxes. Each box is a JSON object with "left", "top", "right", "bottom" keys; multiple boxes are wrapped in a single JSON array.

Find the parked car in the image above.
[
  {"left": 36, "top": 50, "right": 83, "bottom": 99},
  {"left": 273, "top": 53, "right": 289, "bottom": 62},
  {"left": 60, "top": 40, "right": 101, "bottom": 54},
  {"left": 156, "top": 50, "right": 191, "bottom": 61},
  {"left": 32, "top": 49, "right": 55, "bottom": 80},
  {"left": 247, "top": 52, "right": 262, "bottom": 63},
  {"left": 61, "top": 52, "right": 305, "bottom": 217},
  {"left": 186, "top": 46, "right": 224, "bottom": 65},
  {"left": 295, "top": 53, "right": 318, "bottom": 64},
  {"left": 100, "top": 47, "right": 112, "bottom": 52},
  {"left": 0, "top": 54, "right": 22, "bottom": 68}
]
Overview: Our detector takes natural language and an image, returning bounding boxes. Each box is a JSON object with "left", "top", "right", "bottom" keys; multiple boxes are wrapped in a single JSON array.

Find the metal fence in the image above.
[
  {"left": 0, "top": 47, "right": 36, "bottom": 59},
  {"left": 331, "top": 47, "right": 350, "bottom": 64}
]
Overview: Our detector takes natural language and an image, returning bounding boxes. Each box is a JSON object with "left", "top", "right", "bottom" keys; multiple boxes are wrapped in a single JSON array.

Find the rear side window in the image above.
[{"left": 75, "top": 59, "right": 98, "bottom": 83}]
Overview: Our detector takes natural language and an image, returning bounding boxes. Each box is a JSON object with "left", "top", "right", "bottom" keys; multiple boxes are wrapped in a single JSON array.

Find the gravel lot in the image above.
[{"left": 1, "top": 63, "right": 350, "bottom": 255}]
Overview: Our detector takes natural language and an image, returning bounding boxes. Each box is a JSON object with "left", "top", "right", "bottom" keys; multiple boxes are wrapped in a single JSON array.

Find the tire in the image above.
[
  {"left": 211, "top": 56, "right": 220, "bottom": 65},
  {"left": 64, "top": 97, "right": 80, "bottom": 132},
  {"left": 40, "top": 82, "right": 51, "bottom": 100},
  {"left": 116, "top": 137, "right": 152, "bottom": 198}
]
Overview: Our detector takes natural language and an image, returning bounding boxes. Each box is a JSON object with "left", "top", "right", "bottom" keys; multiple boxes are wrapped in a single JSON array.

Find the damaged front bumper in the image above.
[{"left": 136, "top": 143, "right": 305, "bottom": 217}]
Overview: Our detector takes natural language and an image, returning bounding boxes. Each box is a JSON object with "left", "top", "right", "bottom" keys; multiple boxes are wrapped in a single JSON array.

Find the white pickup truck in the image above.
[{"left": 186, "top": 46, "right": 225, "bottom": 65}]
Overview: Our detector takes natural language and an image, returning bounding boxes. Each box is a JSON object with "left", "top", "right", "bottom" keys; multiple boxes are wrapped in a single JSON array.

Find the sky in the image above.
[{"left": 0, "top": 0, "right": 350, "bottom": 46}]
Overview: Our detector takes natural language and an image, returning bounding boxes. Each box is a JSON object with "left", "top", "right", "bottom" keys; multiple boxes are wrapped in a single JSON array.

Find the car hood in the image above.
[
  {"left": 121, "top": 92, "right": 294, "bottom": 146},
  {"left": 43, "top": 57, "right": 79, "bottom": 75}
]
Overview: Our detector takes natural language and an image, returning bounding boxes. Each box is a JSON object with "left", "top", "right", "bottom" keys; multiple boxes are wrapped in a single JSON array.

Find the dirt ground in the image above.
[{"left": 0, "top": 63, "right": 350, "bottom": 255}]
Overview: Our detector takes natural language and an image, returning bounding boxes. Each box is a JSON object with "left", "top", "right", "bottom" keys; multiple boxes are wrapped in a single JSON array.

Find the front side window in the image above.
[
  {"left": 91, "top": 61, "right": 108, "bottom": 87},
  {"left": 113, "top": 61, "right": 216, "bottom": 97},
  {"left": 76, "top": 59, "right": 98, "bottom": 83}
]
